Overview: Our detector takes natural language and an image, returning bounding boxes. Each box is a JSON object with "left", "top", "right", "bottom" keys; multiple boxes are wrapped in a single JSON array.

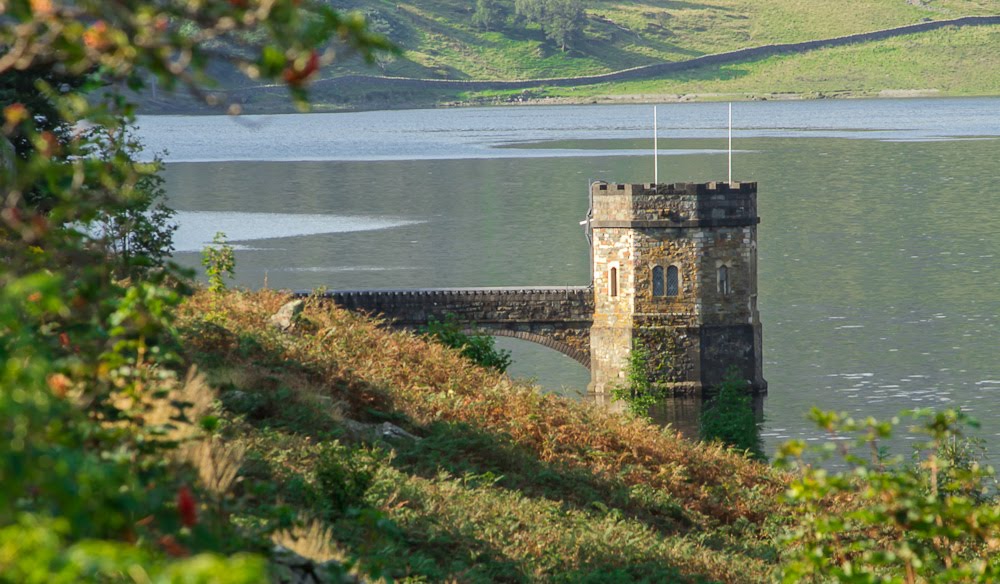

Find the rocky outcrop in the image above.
[{"left": 271, "top": 299, "right": 305, "bottom": 331}]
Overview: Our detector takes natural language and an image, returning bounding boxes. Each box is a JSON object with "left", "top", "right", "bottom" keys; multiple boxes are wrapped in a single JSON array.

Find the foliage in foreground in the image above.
[
  {"left": 1, "top": 0, "right": 390, "bottom": 580},
  {"left": 778, "top": 408, "right": 1000, "bottom": 583}
]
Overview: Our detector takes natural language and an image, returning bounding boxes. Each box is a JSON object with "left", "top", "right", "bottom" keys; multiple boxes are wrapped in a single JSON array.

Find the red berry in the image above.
[{"left": 283, "top": 50, "right": 320, "bottom": 87}]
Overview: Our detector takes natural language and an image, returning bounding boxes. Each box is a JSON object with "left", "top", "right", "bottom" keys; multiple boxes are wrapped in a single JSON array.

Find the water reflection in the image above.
[{"left": 648, "top": 397, "right": 704, "bottom": 439}]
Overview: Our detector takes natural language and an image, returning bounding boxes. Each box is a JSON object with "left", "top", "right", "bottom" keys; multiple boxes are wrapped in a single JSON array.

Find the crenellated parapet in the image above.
[{"left": 590, "top": 182, "right": 759, "bottom": 228}]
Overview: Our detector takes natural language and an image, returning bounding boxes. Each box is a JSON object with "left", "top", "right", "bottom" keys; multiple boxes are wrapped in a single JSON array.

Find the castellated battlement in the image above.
[
  {"left": 593, "top": 181, "right": 756, "bottom": 196},
  {"left": 590, "top": 181, "right": 758, "bottom": 226}
]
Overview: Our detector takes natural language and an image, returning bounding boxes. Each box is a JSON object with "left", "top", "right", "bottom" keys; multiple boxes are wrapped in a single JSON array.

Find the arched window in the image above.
[
  {"left": 610, "top": 267, "right": 618, "bottom": 297},
  {"left": 652, "top": 266, "right": 664, "bottom": 297},
  {"left": 718, "top": 265, "right": 731, "bottom": 295},
  {"left": 666, "top": 265, "right": 679, "bottom": 296}
]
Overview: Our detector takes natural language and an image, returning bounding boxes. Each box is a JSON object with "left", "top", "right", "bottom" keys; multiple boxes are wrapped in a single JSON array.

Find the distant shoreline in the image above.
[
  {"left": 138, "top": 88, "right": 994, "bottom": 116},
  {"left": 443, "top": 88, "right": 950, "bottom": 108}
]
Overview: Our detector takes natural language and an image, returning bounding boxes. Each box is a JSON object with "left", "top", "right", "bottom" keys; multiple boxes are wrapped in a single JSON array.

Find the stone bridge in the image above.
[
  {"left": 310, "top": 180, "right": 765, "bottom": 396},
  {"left": 319, "top": 287, "right": 594, "bottom": 367}
]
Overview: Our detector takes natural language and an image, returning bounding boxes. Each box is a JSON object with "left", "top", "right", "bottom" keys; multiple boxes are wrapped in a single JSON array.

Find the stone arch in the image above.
[{"left": 465, "top": 327, "right": 591, "bottom": 368}]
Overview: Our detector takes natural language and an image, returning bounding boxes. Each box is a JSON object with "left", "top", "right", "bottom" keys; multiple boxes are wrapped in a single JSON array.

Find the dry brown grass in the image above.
[
  {"left": 271, "top": 520, "right": 348, "bottom": 564},
  {"left": 177, "top": 290, "right": 788, "bottom": 530},
  {"left": 135, "top": 365, "right": 214, "bottom": 443},
  {"left": 139, "top": 366, "right": 248, "bottom": 501},
  {"left": 179, "top": 438, "right": 245, "bottom": 497}
]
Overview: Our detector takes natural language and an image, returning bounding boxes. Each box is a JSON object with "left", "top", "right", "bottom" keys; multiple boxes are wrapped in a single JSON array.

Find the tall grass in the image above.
[{"left": 176, "top": 289, "right": 787, "bottom": 582}]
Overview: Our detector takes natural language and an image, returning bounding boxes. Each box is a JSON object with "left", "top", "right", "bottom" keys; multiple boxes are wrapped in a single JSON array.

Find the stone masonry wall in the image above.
[
  {"left": 320, "top": 287, "right": 594, "bottom": 366},
  {"left": 312, "top": 180, "right": 764, "bottom": 395},
  {"left": 590, "top": 189, "right": 637, "bottom": 393},
  {"left": 589, "top": 181, "right": 764, "bottom": 395},
  {"left": 592, "top": 182, "right": 757, "bottom": 226}
]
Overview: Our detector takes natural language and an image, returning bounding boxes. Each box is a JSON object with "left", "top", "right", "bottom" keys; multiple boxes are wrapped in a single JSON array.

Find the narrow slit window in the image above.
[
  {"left": 718, "top": 265, "right": 731, "bottom": 295},
  {"left": 666, "top": 265, "right": 679, "bottom": 296},
  {"left": 610, "top": 267, "right": 618, "bottom": 297},
  {"left": 652, "top": 266, "right": 664, "bottom": 297}
]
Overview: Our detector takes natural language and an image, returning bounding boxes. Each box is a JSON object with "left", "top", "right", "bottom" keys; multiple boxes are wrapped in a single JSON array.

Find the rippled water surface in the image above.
[{"left": 141, "top": 98, "right": 1000, "bottom": 458}]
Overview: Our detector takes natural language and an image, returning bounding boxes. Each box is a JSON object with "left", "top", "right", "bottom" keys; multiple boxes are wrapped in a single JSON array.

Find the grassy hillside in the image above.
[
  {"left": 464, "top": 23, "right": 1000, "bottom": 103},
  {"left": 177, "top": 290, "right": 787, "bottom": 582},
  {"left": 137, "top": 0, "right": 1000, "bottom": 111},
  {"left": 328, "top": 0, "right": 996, "bottom": 81}
]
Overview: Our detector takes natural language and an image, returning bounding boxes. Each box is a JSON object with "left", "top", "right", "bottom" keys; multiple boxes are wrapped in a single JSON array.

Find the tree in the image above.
[
  {"left": 85, "top": 128, "right": 179, "bottom": 279},
  {"left": 514, "top": 0, "right": 585, "bottom": 51},
  {"left": 514, "top": 0, "right": 544, "bottom": 24},
  {"left": 541, "top": 0, "right": 585, "bottom": 51},
  {"left": 472, "top": 0, "right": 506, "bottom": 31}
]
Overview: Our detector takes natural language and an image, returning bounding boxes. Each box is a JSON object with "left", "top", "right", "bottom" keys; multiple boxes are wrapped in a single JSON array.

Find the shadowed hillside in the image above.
[{"left": 140, "top": 0, "right": 1000, "bottom": 111}]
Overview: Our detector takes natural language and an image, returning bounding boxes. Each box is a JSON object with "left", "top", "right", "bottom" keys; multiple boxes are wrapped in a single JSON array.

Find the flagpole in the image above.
[
  {"left": 653, "top": 106, "right": 658, "bottom": 185},
  {"left": 728, "top": 102, "right": 733, "bottom": 184}
]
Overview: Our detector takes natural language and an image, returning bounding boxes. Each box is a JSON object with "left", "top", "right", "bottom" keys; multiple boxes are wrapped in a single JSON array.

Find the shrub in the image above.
[
  {"left": 203, "top": 232, "right": 237, "bottom": 293},
  {"left": 611, "top": 343, "right": 661, "bottom": 418},
  {"left": 777, "top": 408, "right": 1000, "bottom": 582},
  {"left": 421, "top": 314, "right": 512, "bottom": 373},
  {"left": 315, "top": 443, "right": 378, "bottom": 515},
  {"left": 699, "top": 370, "right": 765, "bottom": 461}
]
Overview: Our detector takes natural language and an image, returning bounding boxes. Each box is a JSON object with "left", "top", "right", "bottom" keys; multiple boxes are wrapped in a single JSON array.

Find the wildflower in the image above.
[{"left": 177, "top": 485, "right": 198, "bottom": 527}]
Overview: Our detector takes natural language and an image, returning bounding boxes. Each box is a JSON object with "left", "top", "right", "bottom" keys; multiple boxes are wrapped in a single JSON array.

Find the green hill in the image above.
[
  {"left": 327, "top": 0, "right": 994, "bottom": 80},
  {"left": 497, "top": 22, "right": 1000, "bottom": 104},
  {"left": 139, "top": 1, "right": 1000, "bottom": 112}
]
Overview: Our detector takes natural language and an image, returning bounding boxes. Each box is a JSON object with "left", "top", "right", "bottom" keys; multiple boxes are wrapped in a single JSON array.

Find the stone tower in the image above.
[{"left": 588, "top": 181, "right": 765, "bottom": 396}]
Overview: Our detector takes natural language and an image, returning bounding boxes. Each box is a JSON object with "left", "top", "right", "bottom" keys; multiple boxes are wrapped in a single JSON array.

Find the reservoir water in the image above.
[{"left": 140, "top": 98, "right": 1000, "bottom": 458}]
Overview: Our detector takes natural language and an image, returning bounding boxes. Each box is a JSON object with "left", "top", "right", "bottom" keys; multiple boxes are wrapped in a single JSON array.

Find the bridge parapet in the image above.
[{"left": 311, "top": 286, "right": 594, "bottom": 367}]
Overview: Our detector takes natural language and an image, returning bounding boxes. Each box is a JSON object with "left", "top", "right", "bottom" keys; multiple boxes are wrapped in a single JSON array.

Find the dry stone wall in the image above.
[{"left": 290, "top": 16, "right": 1000, "bottom": 94}]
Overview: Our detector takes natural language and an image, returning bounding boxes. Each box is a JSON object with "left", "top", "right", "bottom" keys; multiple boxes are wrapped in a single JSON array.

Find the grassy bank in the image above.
[{"left": 176, "top": 289, "right": 786, "bottom": 582}]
